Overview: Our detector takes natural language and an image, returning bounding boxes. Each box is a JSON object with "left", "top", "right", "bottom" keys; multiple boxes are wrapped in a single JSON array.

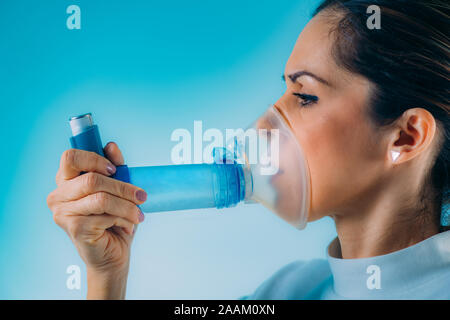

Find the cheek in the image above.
[{"left": 296, "top": 105, "right": 380, "bottom": 219}]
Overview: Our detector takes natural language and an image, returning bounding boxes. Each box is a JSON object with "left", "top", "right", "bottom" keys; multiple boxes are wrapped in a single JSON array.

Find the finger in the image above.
[
  {"left": 56, "top": 149, "right": 116, "bottom": 184},
  {"left": 67, "top": 214, "right": 135, "bottom": 240},
  {"left": 104, "top": 142, "right": 125, "bottom": 166},
  {"left": 54, "top": 172, "right": 147, "bottom": 205},
  {"left": 91, "top": 214, "right": 135, "bottom": 236},
  {"left": 55, "top": 192, "right": 143, "bottom": 225}
]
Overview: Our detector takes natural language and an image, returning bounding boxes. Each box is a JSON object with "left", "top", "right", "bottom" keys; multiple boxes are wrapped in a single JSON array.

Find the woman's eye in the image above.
[{"left": 292, "top": 93, "right": 318, "bottom": 107}]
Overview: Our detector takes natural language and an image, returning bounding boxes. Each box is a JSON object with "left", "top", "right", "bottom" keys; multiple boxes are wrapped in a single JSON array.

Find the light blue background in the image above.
[{"left": 0, "top": 0, "right": 336, "bottom": 299}]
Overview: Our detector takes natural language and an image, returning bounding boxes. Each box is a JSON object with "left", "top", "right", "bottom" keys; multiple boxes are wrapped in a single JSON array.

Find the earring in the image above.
[{"left": 391, "top": 150, "right": 400, "bottom": 162}]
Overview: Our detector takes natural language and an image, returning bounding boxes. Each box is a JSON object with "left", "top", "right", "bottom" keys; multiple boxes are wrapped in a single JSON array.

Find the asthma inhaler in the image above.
[{"left": 68, "top": 109, "right": 311, "bottom": 230}]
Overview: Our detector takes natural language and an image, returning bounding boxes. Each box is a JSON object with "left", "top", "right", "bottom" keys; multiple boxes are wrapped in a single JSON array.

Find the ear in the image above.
[{"left": 388, "top": 108, "right": 436, "bottom": 165}]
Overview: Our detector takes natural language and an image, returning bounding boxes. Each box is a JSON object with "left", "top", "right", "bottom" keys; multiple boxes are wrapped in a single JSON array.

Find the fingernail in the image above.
[
  {"left": 106, "top": 164, "right": 116, "bottom": 175},
  {"left": 136, "top": 190, "right": 147, "bottom": 202},
  {"left": 138, "top": 208, "right": 145, "bottom": 222}
]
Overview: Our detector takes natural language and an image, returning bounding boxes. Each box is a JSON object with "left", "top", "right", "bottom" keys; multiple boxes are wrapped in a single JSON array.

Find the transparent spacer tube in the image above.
[{"left": 127, "top": 163, "right": 245, "bottom": 213}]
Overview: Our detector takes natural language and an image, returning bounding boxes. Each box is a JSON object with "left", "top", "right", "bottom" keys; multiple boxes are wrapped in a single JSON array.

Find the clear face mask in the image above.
[{"left": 217, "top": 105, "right": 312, "bottom": 229}]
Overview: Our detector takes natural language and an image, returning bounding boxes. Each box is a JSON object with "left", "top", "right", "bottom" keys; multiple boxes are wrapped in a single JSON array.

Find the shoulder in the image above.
[{"left": 239, "top": 259, "right": 332, "bottom": 300}]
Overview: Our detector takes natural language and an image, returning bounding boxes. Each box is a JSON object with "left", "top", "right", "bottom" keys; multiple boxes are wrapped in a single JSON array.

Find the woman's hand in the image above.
[{"left": 47, "top": 142, "right": 147, "bottom": 299}]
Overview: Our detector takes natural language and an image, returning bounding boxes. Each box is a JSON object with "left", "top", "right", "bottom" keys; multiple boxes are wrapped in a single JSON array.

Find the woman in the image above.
[{"left": 47, "top": 0, "right": 450, "bottom": 299}]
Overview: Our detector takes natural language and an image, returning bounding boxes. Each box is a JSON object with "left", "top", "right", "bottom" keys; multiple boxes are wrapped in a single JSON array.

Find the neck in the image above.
[{"left": 332, "top": 183, "right": 440, "bottom": 259}]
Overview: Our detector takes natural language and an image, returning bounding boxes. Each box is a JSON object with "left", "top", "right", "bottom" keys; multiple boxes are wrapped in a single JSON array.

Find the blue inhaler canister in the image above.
[
  {"left": 69, "top": 113, "right": 130, "bottom": 182},
  {"left": 69, "top": 114, "right": 105, "bottom": 157}
]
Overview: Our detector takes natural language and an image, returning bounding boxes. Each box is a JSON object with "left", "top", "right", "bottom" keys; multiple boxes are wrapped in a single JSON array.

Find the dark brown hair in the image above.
[{"left": 314, "top": 0, "right": 449, "bottom": 230}]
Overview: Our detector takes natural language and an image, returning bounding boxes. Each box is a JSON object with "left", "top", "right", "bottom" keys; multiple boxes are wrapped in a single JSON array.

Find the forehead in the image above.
[{"left": 285, "top": 14, "right": 342, "bottom": 85}]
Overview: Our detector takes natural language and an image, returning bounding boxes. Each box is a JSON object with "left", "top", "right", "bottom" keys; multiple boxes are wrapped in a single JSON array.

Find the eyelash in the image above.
[{"left": 292, "top": 93, "right": 318, "bottom": 107}]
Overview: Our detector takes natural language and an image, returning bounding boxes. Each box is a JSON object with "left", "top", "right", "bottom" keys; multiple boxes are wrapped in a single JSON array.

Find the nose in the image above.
[{"left": 273, "top": 93, "right": 295, "bottom": 131}]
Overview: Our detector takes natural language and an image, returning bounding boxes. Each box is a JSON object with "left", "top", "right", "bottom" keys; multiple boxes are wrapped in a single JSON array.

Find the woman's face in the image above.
[{"left": 275, "top": 13, "right": 388, "bottom": 222}]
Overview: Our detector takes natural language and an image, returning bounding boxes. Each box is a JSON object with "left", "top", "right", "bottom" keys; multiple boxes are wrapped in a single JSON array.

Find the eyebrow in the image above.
[{"left": 282, "top": 70, "right": 331, "bottom": 87}]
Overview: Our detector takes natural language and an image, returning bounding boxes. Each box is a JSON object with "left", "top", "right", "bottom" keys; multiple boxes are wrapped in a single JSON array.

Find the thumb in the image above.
[{"left": 104, "top": 141, "right": 125, "bottom": 166}]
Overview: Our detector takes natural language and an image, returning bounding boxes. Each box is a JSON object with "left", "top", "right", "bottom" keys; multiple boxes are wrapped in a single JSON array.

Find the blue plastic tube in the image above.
[{"left": 68, "top": 113, "right": 246, "bottom": 213}]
